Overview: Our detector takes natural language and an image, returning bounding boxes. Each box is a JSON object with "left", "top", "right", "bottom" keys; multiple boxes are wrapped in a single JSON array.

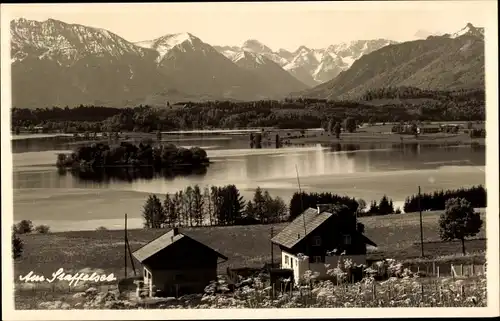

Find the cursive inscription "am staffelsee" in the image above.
[{"left": 19, "top": 268, "right": 117, "bottom": 286}]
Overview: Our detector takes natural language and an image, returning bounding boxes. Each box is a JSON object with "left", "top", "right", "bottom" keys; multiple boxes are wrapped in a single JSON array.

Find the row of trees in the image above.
[
  {"left": 11, "top": 88, "right": 485, "bottom": 133},
  {"left": 364, "top": 195, "right": 400, "bottom": 216},
  {"left": 56, "top": 141, "right": 209, "bottom": 170},
  {"left": 142, "top": 185, "right": 288, "bottom": 228},
  {"left": 143, "top": 184, "right": 487, "bottom": 228},
  {"left": 140, "top": 185, "right": 485, "bottom": 257},
  {"left": 403, "top": 185, "right": 486, "bottom": 213}
]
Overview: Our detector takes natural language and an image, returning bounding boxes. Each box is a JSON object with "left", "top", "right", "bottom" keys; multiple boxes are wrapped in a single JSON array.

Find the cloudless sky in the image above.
[{"left": 3, "top": 1, "right": 495, "bottom": 51}]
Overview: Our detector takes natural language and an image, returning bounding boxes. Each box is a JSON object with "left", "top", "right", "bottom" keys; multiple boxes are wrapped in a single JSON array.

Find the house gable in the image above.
[
  {"left": 132, "top": 229, "right": 228, "bottom": 270},
  {"left": 272, "top": 207, "right": 377, "bottom": 260}
]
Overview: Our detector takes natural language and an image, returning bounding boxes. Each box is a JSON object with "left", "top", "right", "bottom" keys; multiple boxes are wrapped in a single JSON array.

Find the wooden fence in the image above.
[{"left": 411, "top": 262, "right": 486, "bottom": 278}]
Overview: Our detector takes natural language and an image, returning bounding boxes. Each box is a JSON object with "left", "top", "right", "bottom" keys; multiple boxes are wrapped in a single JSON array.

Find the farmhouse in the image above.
[
  {"left": 271, "top": 205, "right": 377, "bottom": 284},
  {"left": 132, "top": 227, "right": 228, "bottom": 297}
]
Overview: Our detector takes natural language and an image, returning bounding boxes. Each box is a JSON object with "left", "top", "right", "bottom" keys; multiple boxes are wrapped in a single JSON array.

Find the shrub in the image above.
[
  {"left": 35, "top": 225, "right": 50, "bottom": 234},
  {"left": 12, "top": 229, "right": 23, "bottom": 259},
  {"left": 16, "top": 220, "right": 33, "bottom": 234}
]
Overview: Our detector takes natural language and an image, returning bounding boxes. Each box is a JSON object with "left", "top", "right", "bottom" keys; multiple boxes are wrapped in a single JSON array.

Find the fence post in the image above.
[
  {"left": 471, "top": 264, "right": 475, "bottom": 276},
  {"left": 437, "top": 266, "right": 440, "bottom": 278},
  {"left": 460, "top": 264, "right": 463, "bottom": 277}
]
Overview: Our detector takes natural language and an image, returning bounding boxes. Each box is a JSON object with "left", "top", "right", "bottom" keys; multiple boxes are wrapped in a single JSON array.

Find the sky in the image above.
[{"left": 2, "top": 1, "right": 496, "bottom": 51}]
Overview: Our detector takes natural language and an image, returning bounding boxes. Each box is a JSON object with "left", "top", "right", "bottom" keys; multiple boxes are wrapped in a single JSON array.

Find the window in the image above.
[
  {"left": 343, "top": 234, "right": 352, "bottom": 245},
  {"left": 313, "top": 236, "right": 322, "bottom": 246},
  {"left": 312, "top": 256, "right": 323, "bottom": 263},
  {"left": 290, "top": 259, "right": 294, "bottom": 269},
  {"left": 143, "top": 268, "right": 147, "bottom": 278},
  {"left": 174, "top": 274, "right": 185, "bottom": 281},
  {"left": 285, "top": 255, "right": 289, "bottom": 265}
]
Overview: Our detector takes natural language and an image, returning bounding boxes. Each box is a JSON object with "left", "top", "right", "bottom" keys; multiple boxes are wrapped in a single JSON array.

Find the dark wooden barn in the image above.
[{"left": 132, "top": 227, "right": 228, "bottom": 297}]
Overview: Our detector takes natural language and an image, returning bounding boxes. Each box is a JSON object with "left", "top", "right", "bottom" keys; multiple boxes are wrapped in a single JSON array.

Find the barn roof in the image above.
[
  {"left": 132, "top": 228, "right": 228, "bottom": 263},
  {"left": 271, "top": 208, "right": 333, "bottom": 249},
  {"left": 271, "top": 207, "right": 378, "bottom": 250}
]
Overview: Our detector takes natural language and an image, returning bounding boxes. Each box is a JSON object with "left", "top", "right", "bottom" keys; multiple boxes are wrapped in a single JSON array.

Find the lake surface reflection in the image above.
[{"left": 12, "top": 135, "right": 485, "bottom": 231}]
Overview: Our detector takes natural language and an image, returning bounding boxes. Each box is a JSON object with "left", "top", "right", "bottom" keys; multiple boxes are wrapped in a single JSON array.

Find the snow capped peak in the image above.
[
  {"left": 10, "top": 18, "right": 150, "bottom": 65},
  {"left": 135, "top": 32, "right": 206, "bottom": 61},
  {"left": 294, "top": 45, "right": 311, "bottom": 54},
  {"left": 450, "top": 22, "right": 484, "bottom": 39},
  {"left": 233, "top": 50, "right": 267, "bottom": 65},
  {"left": 242, "top": 39, "right": 272, "bottom": 54}
]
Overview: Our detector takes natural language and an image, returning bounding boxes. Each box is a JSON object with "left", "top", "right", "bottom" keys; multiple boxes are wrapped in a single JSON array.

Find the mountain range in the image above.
[
  {"left": 10, "top": 18, "right": 485, "bottom": 108},
  {"left": 298, "top": 23, "right": 485, "bottom": 100},
  {"left": 214, "top": 39, "right": 397, "bottom": 86}
]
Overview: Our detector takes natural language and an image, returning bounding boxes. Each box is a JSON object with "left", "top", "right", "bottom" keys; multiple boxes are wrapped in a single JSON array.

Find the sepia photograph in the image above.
[{"left": 1, "top": 1, "right": 498, "bottom": 319}]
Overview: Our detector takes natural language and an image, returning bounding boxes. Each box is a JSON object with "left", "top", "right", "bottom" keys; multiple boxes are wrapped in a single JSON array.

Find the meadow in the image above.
[
  {"left": 14, "top": 208, "right": 487, "bottom": 280},
  {"left": 15, "top": 260, "right": 487, "bottom": 309}
]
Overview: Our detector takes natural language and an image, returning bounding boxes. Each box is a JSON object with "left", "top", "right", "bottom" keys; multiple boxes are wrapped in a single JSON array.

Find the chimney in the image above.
[{"left": 317, "top": 204, "right": 330, "bottom": 214}]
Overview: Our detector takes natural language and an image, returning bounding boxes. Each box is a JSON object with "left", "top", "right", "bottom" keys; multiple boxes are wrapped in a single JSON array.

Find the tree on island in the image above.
[
  {"left": 333, "top": 122, "right": 341, "bottom": 139},
  {"left": 56, "top": 141, "right": 209, "bottom": 171},
  {"left": 438, "top": 197, "right": 483, "bottom": 255},
  {"left": 344, "top": 117, "right": 357, "bottom": 133},
  {"left": 327, "top": 119, "right": 333, "bottom": 135},
  {"left": 253, "top": 133, "right": 263, "bottom": 149}
]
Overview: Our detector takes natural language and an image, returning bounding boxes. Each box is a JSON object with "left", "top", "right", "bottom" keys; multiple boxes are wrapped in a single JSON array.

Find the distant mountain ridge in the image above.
[
  {"left": 298, "top": 23, "right": 485, "bottom": 100},
  {"left": 214, "top": 39, "right": 397, "bottom": 86},
  {"left": 10, "top": 18, "right": 485, "bottom": 108},
  {"left": 10, "top": 18, "right": 307, "bottom": 108}
]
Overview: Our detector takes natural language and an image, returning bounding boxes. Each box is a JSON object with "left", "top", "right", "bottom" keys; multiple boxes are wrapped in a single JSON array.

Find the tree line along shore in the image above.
[{"left": 11, "top": 87, "right": 485, "bottom": 134}]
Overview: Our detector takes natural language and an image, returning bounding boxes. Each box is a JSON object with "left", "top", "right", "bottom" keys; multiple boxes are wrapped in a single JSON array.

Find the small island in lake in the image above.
[{"left": 56, "top": 141, "right": 210, "bottom": 171}]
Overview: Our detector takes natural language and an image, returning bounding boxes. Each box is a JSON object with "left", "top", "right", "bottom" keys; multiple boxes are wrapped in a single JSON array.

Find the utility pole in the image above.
[
  {"left": 270, "top": 226, "right": 274, "bottom": 268},
  {"left": 124, "top": 213, "right": 128, "bottom": 278},
  {"left": 295, "top": 165, "right": 310, "bottom": 270},
  {"left": 418, "top": 186, "right": 425, "bottom": 257}
]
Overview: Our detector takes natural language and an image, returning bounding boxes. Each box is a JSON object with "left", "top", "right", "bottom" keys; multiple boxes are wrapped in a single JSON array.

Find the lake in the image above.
[{"left": 11, "top": 133, "right": 485, "bottom": 232}]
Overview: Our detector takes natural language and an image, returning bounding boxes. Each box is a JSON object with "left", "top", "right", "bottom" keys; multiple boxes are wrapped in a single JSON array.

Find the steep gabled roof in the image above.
[
  {"left": 132, "top": 228, "right": 228, "bottom": 263},
  {"left": 271, "top": 208, "right": 333, "bottom": 250},
  {"left": 271, "top": 207, "right": 378, "bottom": 250},
  {"left": 357, "top": 232, "right": 377, "bottom": 247}
]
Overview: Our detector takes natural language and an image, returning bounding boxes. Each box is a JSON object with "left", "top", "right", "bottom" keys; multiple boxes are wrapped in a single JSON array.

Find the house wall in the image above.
[
  {"left": 294, "top": 255, "right": 367, "bottom": 282},
  {"left": 292, "top": 219, "right": 368, "bottom": 262},
  {"left": 281, "top": 251, "right": 303, "bottom": 284},
  {"left": 146, "top": 266, "right": 217, "bottom": 297},
  {"left": 142, "top": 236, "right": 221, "bottom": 297}
]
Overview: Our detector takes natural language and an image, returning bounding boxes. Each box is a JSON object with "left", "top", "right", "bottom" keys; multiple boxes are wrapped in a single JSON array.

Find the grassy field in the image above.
[{"left": 14, "top": 208, "right": 487, "bottom": 281}]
